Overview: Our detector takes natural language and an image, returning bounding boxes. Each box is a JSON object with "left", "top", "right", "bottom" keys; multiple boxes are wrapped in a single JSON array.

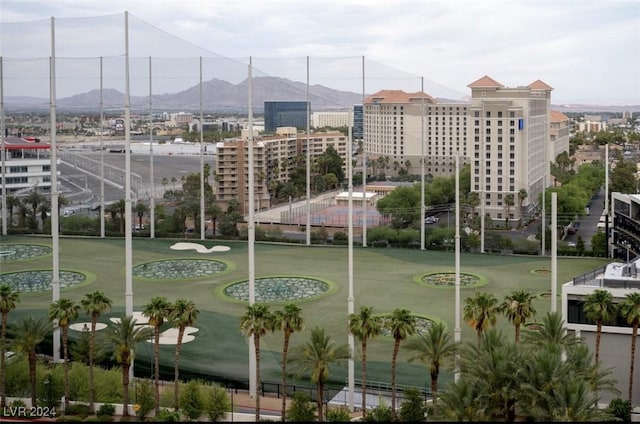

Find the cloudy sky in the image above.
[{"left": 1, "top": 0, "right": 639, "bottom": 104}]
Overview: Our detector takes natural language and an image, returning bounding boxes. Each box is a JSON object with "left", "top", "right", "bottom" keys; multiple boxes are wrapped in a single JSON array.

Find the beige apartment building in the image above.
[
  {"left": 363, "top": 76, "right": 557, "bottom": 225},
  {"left": 215, "top": 128, "right": 349, "bottom": 214},
  {"left": 468, "top": 76, "right": 553, "bottom": 224}
]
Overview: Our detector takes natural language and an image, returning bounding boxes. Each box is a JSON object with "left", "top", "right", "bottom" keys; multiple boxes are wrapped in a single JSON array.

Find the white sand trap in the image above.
[
  {"left": 146, "top": 326, "right": 199, "bottom": 345},
  {"left": 170, "top": 242, "right": 231, "bottom": 253},
  {"left": 109, "top": 311, "right": 150, "bottom": 325},
  {"left": 70, "top": 322, "right": 107, "bottom": 332}
]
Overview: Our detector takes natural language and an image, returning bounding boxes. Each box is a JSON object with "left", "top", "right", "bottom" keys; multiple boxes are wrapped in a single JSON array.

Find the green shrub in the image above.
[
  {"left": 39, "top": 371, "right": 62, "bottom": 408},
  {"left": 156, "top": 408, "right": 182, "bottom": 422},
  {"left": 66, "top": 404, "right": 90, "bottom": 419},
  {"left": 96, "top": 403, "right": 115, "bottom": 417},
  {"left": 605, "top": 397, "right": 632, "bottom": 422},
  {"left": 398, "top": 388, "right": 426, "bottom": 422},
  {"left": 180, "top": 380, "right": 204, "bottom": 420},
  {"left": 159, "top": 382, "right": 175, "bottom": 408},
  {"left": 204, "top": 384, "right": 230, "bottom": 422},
  {"left": 326, "top": 406, "right": 351, "bottom": 422},
  {"left": 93, "top": 367, "right": 122, "bottom": 403},
  {"left": 364, "top": 400, "right": 392, "bottom": 422},
  {"left": 285, "top": 392, "right": 317, "bottom": 422},
  {"left": 5, "top": 356, "right": 30, "bottom": 397},
  {"left": 135, "top": 379, "right": 155, "bottom": 419},
  {"left": 68, "top": 362, "right": 90, "bottom": 401}
]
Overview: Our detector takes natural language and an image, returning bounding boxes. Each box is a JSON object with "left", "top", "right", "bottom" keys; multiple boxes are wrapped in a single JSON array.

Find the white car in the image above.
[{"left": 425, "top": 216, "right": 439, "bottom": 224}]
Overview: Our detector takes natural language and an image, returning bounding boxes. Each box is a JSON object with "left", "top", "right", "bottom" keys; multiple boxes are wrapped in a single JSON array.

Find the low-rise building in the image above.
[{"left": 1, "top": 136, "right": 57, "bottom": 196}]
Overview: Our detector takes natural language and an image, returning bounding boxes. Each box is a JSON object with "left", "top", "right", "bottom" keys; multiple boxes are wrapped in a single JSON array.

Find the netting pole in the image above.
[
  {"left": 420, "top": 77, "right": 426, "bottom": 250},
  {"left": 99, "top": 57, "right": 105, "bottom": 238},
  {"left": 0, "top": 56, "right": 6, "bottom": 237},
  {"left": 347, "top": 114, "right": 355, "bottom": 412},
  {"left": 361, "top": 56, "right": 367, "bottom": 247},
  {"left": 124, "top": 10, "right": 134, "bottom": 319},
  {"left": 149, "top": 57, "right": 155, "bottom": 239},
  {"left": 200, "top": 57, "right": 205, "bottom": 240},
  {"left": 50, "top": 17, "right": 61, "bottom": 363},
  {"left": 306, "top": 56, "right": 311, "bottom": 245},
  {"left": 247, "top": 57, "right": 257, "bottom": 400}
]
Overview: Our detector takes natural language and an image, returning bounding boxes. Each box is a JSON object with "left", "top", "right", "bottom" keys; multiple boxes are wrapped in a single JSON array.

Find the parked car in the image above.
[{"left": 425, "top": 216, "right": 439, "bottom": 224}]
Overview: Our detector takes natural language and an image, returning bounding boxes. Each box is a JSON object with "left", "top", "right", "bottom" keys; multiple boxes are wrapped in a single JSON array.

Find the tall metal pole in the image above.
[
  {"left": 124, "top": 11, "right": 133, "bottom": 318},
  {"left": 551, "top": 192, "right": 557, "bottom": 313},
  {"left": 305, "top": 56, "right": 311, "bottom": 245},
  {"left": 247, "top": 57, "right": 257, "bottom": 399},
  {"left": 0, "top": 56, "right": 6, "bottom": 237},
  {"left": 347, "top": 115, "right": 355, "bottom": 412},
  {"left": 454, "top": 153, "right": 461, "bottom": 382},
  {"left": 199, "top": 57, "right": 205, "bottom": 240},
  {"left": 605, "top": 143, "right": 610, "bottom": 258},
  {"left": 480, "top": 103, "right": 485, "bottom": 253},
  {"left": 99, "top": 57, "right": 105, "bottom": 238},
  {"left": 420, "top": 77, "right": 425, "bottom": 250},
  {"left": 50, "top": 17, "right": 61, "bottom": 362},
  {"left": 361, "top": 57, "right": 368, "bottom": 247},
  {"left": 541, "top": 174, "right": 546, "bottom": 257},
  {"left": 149, "top": 57, "right": 155, "bottom": 239}
]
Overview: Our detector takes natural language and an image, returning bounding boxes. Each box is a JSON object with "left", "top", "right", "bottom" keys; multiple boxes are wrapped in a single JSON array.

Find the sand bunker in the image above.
[
  {"left": 170, "top": 242, "right": 231, "bottom": 253},
  {"left": 70, "top": 322, "right": 107, "bottom": 332},
  {"left": 108, "top": 312, "right": 198, "bottom": 345}
]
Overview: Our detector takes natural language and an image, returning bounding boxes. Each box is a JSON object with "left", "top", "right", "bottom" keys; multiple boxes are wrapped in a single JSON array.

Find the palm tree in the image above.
[
  {"left": 6, "top": 195, "right": 21, "bottom": 227},
  {"left": 48, "top": 298, "right": 79, "bottom": 410},
  {"left": 239, "top": 303, "right": 275, "bottom": 422},
  {"left": 274, "top": 303, "right": 304, "bottom": 421},
  {"left": 522, "top": 311, "right": 577, "bottom": 350},
  {"left": 288, "top": 327, "right": 350, "bottom": 422},
  {"left": 517, "top": 188, "right": 528, "bottom": 216},
  {"left": 348, "top": 305, "right": 383, "bottom": 418},
  {"left": 499, "top": 290, "right": 537, "bottom": 343},
  {"left": 619, "top": 292, "right": 640, "bottom": 400},
  {"left": 504, "top": 193, "right": 515, "bottom": 228},
  {"left": 104, "top": 315, "right": 153, "bottom": 417},
  {"left": 168, "top": 298, "right": 200, "bottom": 411},
  {"left": 9, "top": 315, "right": 49, "bottom": 407},
  {"left": 583, "top": 289, "right": 616, "bottom": 364},
  {"left": 142, "top": 296, "right": 171, "bottom": 414},
  {"left": 80, "top": 291, "right": 112, "bottom": 414},
  {"left": 405, "top": 321, "right": 455, "bottom": 404},
  {"left": 386, "top": 308, "right": 416, "bottom": 419},
  {"left": 134, "top": 201, "right": 149, "bottom": 230},
  {"left": 463, "top": 291, "right": 499, "bottom": 344},
  {"left": 0, "top": 285, "right": 20, "bottom": 408}
]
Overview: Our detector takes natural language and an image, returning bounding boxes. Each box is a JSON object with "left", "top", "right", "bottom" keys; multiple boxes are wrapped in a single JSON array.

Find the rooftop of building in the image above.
[
  {"left": 571, "top": 257, "right": 640, "bottom": 290},
  {"left": 1, "top": 136, "right": 51, "bottom": 150}
]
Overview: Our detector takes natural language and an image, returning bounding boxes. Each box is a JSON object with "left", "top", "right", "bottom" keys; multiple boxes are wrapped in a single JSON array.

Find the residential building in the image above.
[
  {"left": 166, "top": 112, "right": 193, "bottom": 128},
  {"left": 363, "top": 76, "right": 554, "bottom": 225},
  {"left": 215, "top": 129, "right": 348, "bottom": 214},
  {"left": 562, "top": 257, "right": 640, "bottom": 406},
  {"left": 550, "top": 110, "right": 571, "bottom": 162},
  {"left": 0, "top": 136, "right": 57, "bottom": 196},
  {"left": 264, "top": 101, "right": 309, "bottom": 133},
  {"left": 353, "top": 104, "right": 364, "bottom": 140},
  {"left": 311, "top": 111, "right": 350, "bottom": 129},
  {"left": 611, "top": 192, "right": 640, "bottom": 262}
]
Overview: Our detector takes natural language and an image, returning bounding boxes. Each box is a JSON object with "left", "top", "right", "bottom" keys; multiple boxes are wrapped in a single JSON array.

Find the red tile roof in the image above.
[
  {"left": 364, "top": 90, "right": 436, "bottom": 104},
  {"left": 551, "top": 110, "right": 569, "bottom": 122},
  {"left": 528, "top": 79, "right": 554, "bottom": 90},
  {"left": 467, "top": 75, "right": 504, "bottom": 88}
]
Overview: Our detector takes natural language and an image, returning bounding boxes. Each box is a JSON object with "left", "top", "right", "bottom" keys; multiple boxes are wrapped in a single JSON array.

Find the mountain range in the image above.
[{"left": 5, "top": 76, "right": 638, "bottom": 113}]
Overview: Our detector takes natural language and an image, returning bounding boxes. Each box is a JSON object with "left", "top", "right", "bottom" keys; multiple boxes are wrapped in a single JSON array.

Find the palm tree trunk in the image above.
[
  {"left": 391, "top": 340, "right": 400, "bottom": 420},
  {"left": 254, "top": 336, "right": 261, "bottom": 422},
  {"left": 62, "top": 326, "right": 70, "bottom": 410},
  {"left": 515, "top": 323, "right": 521, "bottom": 343},
  {"left": 154, "top": 327, "right": 160, "bottom": 413},
  {"left": 122, "top": 363, "right": 130, "bottom": 417},
  {"left": 29, "top": 351, "right": 37, "bottom": 407},
  {"left": 595, "top": 322, "right": 602, "bottom": 364},
  {"left": 88, "top": 317, "right": 97, "bottom": 414},
  {"left": 317, "top": 380, "right": 324, "bottom": 422},
  {"left": 280, "top": 333, "right": 290, "bottom": 422},
  {"left": 1, "top": 313, "right": 8, "bottom": 408},
  {"left": 361, "top": 338, "right": 368, "bottom": 418},
  {"left": 629, "top": 324, "right": 638, "bottom": 401},
  {"left": 430, "top": 369, "right": 438, "bottom": 404},
  {"left": 174, "top": 326, "right": 185, "bottom": 410}
]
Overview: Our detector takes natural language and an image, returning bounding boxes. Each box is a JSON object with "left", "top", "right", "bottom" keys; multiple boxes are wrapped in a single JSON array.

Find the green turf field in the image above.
[{"left": 0, "top": 235, "right": 611, "bottom": 392}]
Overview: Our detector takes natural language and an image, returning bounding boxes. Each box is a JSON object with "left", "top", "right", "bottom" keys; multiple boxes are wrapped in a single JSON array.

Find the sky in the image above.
[{"left": 1, "top": 0, "right": 639, "bottom": 105}]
